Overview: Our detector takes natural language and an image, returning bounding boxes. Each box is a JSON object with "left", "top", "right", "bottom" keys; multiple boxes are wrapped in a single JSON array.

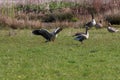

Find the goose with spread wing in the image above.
[{"left": 32, "top": 27, "right": 62, "bottom": 42}]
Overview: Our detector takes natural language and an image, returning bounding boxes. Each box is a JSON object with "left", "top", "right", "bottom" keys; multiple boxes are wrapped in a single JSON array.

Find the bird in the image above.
[
  {"left": 85, "top": 13, "right": 96, "bottom": 29},
  {"left": 73, "top": 27, "right": 89, "bottom": 44},
  {"left": 107, "top": 23, "right": 119, "bottom": 33},
  {"left": 32, "top": 27, "right": 63, "bottom": 42},
  {"left": 95, "top": 20, "right": 103, "bottom": 29}
]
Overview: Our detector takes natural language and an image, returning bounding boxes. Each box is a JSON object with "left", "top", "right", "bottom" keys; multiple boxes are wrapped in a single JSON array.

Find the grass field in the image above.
[{"left": 0, "top": 27, "right": 120, "bottom": 80}]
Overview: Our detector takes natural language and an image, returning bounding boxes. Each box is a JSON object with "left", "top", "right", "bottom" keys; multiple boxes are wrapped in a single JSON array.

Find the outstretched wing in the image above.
[
  {"left": 32, "top": 29, "right": 53, "bottom": 41},
  {"left": 52, "top": 27, "right": 63, "bottom": 35},
  {"left": 32, "top": 29, "right": 42, "bottom": 35}
]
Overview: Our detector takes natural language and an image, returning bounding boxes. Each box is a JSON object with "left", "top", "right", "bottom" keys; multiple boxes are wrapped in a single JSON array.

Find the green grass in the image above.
[{"left": 0, "top": 28, "right": 120, "bottom": 80}]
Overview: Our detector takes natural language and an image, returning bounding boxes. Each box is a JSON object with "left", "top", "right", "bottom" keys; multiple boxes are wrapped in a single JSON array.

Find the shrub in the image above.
[
  {"left": 41, "top": 11, "right": 78, "bottom": 22},
  {"left": 15, "top": 4, "right": 44, "bottom": 13},
  {"left": 0, "top": 15, "right": 42, "bottom": 29},
  {"left": 41, "top": 13, "right": 56, "bottom": 22},
  {"left": 70, "top": 17, "right": 79, "bottom": 22},
  {"left": 49, "top": 1, "right": 79, "bottom": 10},
  {"left": 105, "top": 14, "right": 120, "bottom": 25},
  {"left": 55, "top": 12, "right": 74, "bottom": 22}
]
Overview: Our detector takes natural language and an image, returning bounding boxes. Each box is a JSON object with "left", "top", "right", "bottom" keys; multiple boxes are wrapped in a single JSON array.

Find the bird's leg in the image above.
[
  {"left": 52, "top": 39, "right": 55, "bottom": 42},
  {"left": 45, "top": 40, "right": 49, "bottom": 43},
  {"left": 81, "top": 41, "right": 83, "bottom": 44},
  {"left": 51, "top": 36, "right": 55, "bottom": 42}
]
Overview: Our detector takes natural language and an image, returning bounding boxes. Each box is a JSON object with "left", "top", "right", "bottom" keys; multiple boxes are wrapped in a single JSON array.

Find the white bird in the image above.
[
  {"left": 95, "top": 20, "right": 103, "bottom": 29},
  {"left": 73, "top": 27, "right": 89, "bottom": 44},
  {"left": 32, "top": 27, "right": 62, "bottom": 42},
  {"left": 85, "top": 13, "right": 96, "bottom": 29},
  {"left": 107, "top": 23, "right": 119, "bottom": 33}
]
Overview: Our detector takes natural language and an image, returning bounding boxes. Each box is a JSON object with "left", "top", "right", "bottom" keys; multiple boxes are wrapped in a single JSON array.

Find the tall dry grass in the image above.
[
  {"left": 0, "top": 15, "right": 42, "bottom": 29},
  {"left": 0, "top": 0, "right": 120, "bottom": 29}
]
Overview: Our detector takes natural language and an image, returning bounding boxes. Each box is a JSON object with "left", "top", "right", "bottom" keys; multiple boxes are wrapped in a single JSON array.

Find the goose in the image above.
[
  {"left": 95, "top": 20, "right": 103, "bottom": 29},
  {"left": 73, "top": 27, "right": 89, "bottom": 43},
  {"left": 85, "top": 13, "right": 96, "bottom": 29},
  {"left": 32, "top": 27, "right": 62, "bottom": 42},
  {"left": 107, "top": 23, "right": 119, "bottom": 33}
]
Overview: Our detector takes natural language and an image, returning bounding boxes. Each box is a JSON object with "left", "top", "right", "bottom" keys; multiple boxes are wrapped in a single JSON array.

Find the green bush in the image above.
[
  {"left": 41, "top": 12, "right": 78, "bottom": 22},
  {"left": 70, "top": 17, "right": 79, "bottom": 22},
  {"left": 14, "top": 2, "right": 79, "bottom": 13},
  {"left": 42, "top": 13, "right": 56, "bottom": 22},
  {"left": 15, "top": 4, "right": 45, "bottom": 13},
  {"left": 49, "top": 1, "right": 79, "bottom": 10}
]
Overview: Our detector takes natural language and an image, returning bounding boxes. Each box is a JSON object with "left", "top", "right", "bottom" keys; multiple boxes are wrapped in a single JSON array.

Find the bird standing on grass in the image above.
[
  {"left": 73, "top": 27, "right": 89, "bottom": 44},
  {"left": 32, "top": 27, "right": 62, "bottom": 42},
  {"left": 85, "top": 13, "right": 96, "bottom": 29},
  {"left": 95, "top": 20, "right": 103, "bottom": 29},
  {"left": 107, "top": 23, "right": 119, "bottom": 33}
]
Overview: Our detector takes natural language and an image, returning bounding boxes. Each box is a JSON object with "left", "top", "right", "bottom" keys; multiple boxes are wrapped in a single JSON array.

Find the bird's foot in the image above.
[{"left": 45, "top": 40, "right": 49, "bottom": 43}]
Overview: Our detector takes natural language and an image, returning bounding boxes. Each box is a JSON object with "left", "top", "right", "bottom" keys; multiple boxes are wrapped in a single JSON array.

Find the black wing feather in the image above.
[
  {"left": 32, "top": 29, "right": 53, "bottom": 41},
  {"left": 52, "top": 27, "right": 63, "bottom": 35},
  {"left": 86, "top": 22, "right": 93, "bottom": 28},
  {"left": 76, "top": 35, "right": 85, "bottom": 42}
]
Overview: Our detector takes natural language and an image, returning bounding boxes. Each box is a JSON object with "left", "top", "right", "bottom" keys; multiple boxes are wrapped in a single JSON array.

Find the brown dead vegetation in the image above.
[{"left": 0, "top": 0, "right": 120, "bottom": 29}]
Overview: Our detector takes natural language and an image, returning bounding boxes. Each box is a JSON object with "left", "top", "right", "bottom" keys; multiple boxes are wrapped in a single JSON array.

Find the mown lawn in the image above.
[{"left": 0, "top": 27, "right": 120, "bottom": 80}]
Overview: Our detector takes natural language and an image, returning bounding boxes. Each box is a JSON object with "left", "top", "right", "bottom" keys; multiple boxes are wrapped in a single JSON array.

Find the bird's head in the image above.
[{"left": 99, "top": 20, "right": 102, "bottom": 23}]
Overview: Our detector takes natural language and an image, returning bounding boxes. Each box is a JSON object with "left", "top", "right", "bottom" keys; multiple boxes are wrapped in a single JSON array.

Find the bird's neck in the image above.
[
  {"left": 91, "top": 14, "right": 94, "bottom": 19},
  {"left": 85, "top": 28, "right": 88, "bottom": 34},
  {"left": 85, "top": 29, "right": 89, "bottom": 39},
  {"left": 86, "top": 32, "right": 89, "bottom": 39},
  {"left": 91, "top": 13, "right": 96, "bottom": 25}
]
